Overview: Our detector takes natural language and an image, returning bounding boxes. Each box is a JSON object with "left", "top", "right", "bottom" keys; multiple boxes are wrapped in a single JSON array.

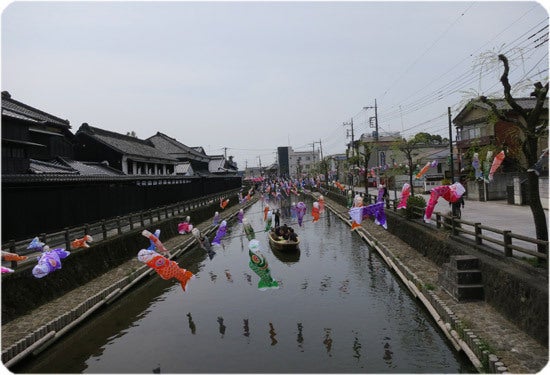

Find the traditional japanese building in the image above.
[
  {"left": 1, "top": 91, "right": 74, "bottom": 174},
  {"left": 147, "top": 132, "right": 210, "bottom": 174},
  {"left": 74, "top": 124, "right": 178, "bottom": 175}
]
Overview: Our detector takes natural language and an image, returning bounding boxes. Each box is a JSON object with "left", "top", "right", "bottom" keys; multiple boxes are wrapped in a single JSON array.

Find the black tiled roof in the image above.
[
  {"left": 29, "top": 159, "right": 79, "bottom": 174},
  {"left": 77, "top": 124, "right": 177, "bottom": 162},
  {"left": 58, "top": 157, "right": 125, "bottom": 176},
  {"left": 2, "top": 173, "right": 203, "bottom": 184},
  {"left": 1, "top": 91, "right": 70, "bottom": 128},
  {"left": 147, "top": 132, "right": 210, "bottom": 162}
]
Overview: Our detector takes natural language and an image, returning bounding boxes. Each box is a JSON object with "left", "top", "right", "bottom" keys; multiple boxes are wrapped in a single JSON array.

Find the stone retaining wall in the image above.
[
  {"left": 384, "top": 212, "right": 548, "bottom": 346},
  {"left": 322, "top": 187, "right": 548, "bottom": 346},
  {"left": 1, "top": 199, "right": 230, "bottom": 323}
]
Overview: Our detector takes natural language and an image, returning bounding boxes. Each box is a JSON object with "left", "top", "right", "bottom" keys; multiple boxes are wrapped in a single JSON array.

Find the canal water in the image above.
[{"left": 18, "top": 198, "right": 475, "bottom": 373}]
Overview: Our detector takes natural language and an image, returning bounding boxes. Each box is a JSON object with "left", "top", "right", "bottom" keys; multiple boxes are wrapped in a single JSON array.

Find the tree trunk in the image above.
[
  {"left": 408, "top": 159, "right": 414, "bottom": 197},
  {"left": 526, "top": 172, "right": 548, "bottom": 257}
]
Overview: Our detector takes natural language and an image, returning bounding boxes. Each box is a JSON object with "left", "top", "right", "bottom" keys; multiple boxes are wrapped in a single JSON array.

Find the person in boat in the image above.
[
  {"left": 288, "top": 228, "right": 298, "bottom": 243},
  {"left": 281, "top": 224, "right": 290, "bottom": 240},
  {"left": 273, "top": 226, "right": 283, "bottom": 239},
  {"left": 274, "top": 209, "right": 281, "bottom": 227}
]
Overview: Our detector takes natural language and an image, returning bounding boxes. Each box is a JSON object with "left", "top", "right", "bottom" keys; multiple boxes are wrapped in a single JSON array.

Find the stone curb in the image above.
[
  {"left": 2, "top": 196, "right": 258, "bottom": 369},
  {"left": 321, "top": 196, "right": 508, "bottom": 374}
]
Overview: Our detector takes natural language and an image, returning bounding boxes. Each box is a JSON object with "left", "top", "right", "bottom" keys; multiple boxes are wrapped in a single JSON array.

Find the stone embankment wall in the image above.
[
  {"left": 385, "top": 207, "right": 548, "bottom": 346},
  {"left": 1, "top": 201, "right": 223, "bottom": 323},
  {"left": 323, "top": 188, "right": 548, "bottom": 346}
]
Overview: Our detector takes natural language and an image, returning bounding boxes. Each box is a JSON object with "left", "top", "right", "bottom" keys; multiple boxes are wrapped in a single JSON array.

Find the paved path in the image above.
[
  {"left": 352, "top": 185, "right": 548, "bottom": 239},
  {"left": 347, "top": 186, "right": 548, "bottom": 258}
]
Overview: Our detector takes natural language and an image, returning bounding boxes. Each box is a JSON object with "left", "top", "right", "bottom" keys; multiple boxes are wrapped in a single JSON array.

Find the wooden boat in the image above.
[{"left": 268, "top": 231, "right": 300, "bottom": 251}]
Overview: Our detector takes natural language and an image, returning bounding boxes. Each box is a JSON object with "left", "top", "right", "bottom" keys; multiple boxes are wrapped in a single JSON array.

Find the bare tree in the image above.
[
  {"left": 480, "top": 54, "right": 548, "bottom": 255},
  {"left": 394, "top": 138, "right": 420, "bottom": 197}
]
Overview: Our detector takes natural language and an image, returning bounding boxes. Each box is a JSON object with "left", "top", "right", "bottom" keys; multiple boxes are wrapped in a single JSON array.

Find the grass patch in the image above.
[{"left": 423, "top": 283, "right": 436, "bottom": 291}]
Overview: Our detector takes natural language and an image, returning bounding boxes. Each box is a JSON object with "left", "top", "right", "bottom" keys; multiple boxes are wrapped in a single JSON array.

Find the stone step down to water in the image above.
[{"left": 439, "top": 255, "right": 484, "bottom": 301}]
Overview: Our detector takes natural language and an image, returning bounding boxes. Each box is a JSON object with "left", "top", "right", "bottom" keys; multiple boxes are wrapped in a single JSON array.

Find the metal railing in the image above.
[
  {"left": 1, "top": 189, "right": 240, "bottom": 267},
  {"left": 321, "top": 185, "right": 548, "bottom": 266}
]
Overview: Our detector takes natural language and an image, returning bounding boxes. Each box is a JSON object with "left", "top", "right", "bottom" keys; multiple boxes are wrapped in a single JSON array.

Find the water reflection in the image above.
[
  {"left": 186, "top": 313, "right": 196, "bottom": 335},
  {"left": 323, "top": 328, "right": 333, "bottom": 356},
  {"left": 243, "top": 319, "right": 250, "bottom": 338},
  {"left": 217, "top": 317, "right": 226, "bottom": 337},
  {"left": 269, "top": 323, "right": 278, "bottom": 346},
  {"left": 17, "top": 198, "right": 475, "bottom": 374},
  {"left": 383, "top": 339, "right": 394, "bottom": 364},
  {"left": 271, "top": 247, "right": 300, "bottom": 264},
  {"left": 296, "top": 323, "right": 304, "bottom": 352},
  {"left": 352, "top": 331, "right": 362, "bottom": 361}
]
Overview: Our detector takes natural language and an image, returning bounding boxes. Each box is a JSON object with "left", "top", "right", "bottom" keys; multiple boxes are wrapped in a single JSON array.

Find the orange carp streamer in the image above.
[
  {"left": 71, "top": 235, "right": 93, "bottom": 249},
  {"left": 138, "top": 249, "right": 194, "bottom": 291},
  {"left": 1, "top": 251, "right": 28, "bottom": 262},
  {"left": 312, "top": 202, "right": 320, "bottom": 223},
  {"left": 220, "top": 198, "right": 230, "bottom": 209}
]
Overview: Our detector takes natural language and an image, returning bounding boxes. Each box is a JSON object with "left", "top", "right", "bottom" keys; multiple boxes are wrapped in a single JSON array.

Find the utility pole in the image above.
[
  {"left": 343, "top": 118, "right": 355, "bottom": 188},
  {"left": 448, "top": 107, "right": 454, "bottom": 183},
  {"left": 343, "top": 118, "right": 355, "bottom": 159},
  {"left": 364, "top": 100, "right": 380, "bottom": 185},
  {"left": 314, "top": 139, "right": 327, "bottom": 185}
]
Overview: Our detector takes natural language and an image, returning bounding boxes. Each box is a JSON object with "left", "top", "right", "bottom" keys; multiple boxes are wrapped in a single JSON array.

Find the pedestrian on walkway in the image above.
[{"left": 450, "top": 196, "right": 465, "bottom": 219}]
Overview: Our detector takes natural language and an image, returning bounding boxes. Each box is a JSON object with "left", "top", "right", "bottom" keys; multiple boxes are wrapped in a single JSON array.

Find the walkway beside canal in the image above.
[{"left": 319, "top": 191, "right": 548, "bottom": 374}]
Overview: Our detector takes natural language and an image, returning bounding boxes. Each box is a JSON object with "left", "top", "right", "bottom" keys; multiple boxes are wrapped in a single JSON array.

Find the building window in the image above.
[{"left": 127, "top": 160, "right": 134, "bottom": 174}]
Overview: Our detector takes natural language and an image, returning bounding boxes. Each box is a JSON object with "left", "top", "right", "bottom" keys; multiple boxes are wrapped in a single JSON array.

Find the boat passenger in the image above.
[
  {"left": 281, "top": 225, "right": 290, "bottom": 240},
  {"left": 274, "top": 209, "right": 281, "bottom": 227},
  {"left": 288, "top": 228, "right": 298, "bottom": 242}
]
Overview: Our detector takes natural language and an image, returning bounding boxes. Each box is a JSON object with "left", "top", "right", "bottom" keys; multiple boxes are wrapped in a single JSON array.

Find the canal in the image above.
[{"left": 17, "top": 197, "right": 475, "bottom": 373}]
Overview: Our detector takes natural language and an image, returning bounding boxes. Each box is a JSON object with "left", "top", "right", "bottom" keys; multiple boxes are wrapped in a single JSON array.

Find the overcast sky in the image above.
[{"left": 2, "top": 1, "right": 548, "bottom": 169}]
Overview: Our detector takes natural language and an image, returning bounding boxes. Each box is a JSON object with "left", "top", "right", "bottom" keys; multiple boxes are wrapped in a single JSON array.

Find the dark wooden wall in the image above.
[{"left": 2, "top": 175, "right": 242, "bottom": 241}]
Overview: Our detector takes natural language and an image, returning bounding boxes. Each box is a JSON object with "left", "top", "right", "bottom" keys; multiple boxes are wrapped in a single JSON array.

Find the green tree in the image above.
[
  {"left": 393, "top": 137, "right": 420, "bottom": 196},
  {"left": 358, "top": 141, "right": 375, "bottom": 195},
  {"left": 480, "top": 54, "right": 548, "bottom": 254}
]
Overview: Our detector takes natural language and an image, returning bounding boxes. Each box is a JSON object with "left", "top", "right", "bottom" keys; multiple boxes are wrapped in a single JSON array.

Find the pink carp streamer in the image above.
[
  {"left": 397, "top": 183, "right": 411, "bottom": 209},
  {"left": 424, "top": 182, "right": 466, "bottom": 223}
]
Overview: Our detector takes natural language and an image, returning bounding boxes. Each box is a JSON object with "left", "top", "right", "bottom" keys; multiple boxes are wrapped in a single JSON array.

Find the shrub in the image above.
[
  {"left": 441, "top": 178, "right": 452, "bottom": 185},
  {"left": 405, "top": 195, "right": 426, "bottom": 219}
]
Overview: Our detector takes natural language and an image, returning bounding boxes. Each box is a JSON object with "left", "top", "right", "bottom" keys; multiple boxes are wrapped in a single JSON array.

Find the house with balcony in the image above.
[
  {"left": 453, "top": 97, "right": 548, "bottom": 171},
  {"left": 453, "top": 97, "right": 548, "bottom": 202}
]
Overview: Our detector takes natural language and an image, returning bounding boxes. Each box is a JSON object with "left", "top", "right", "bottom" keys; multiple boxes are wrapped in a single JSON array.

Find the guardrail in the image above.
[
  {"left": 1, "top": 189, "right": 240, "bottom": 267},
  {"left": 321, "top": 185, "right": 548, "bottom": 267}
]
